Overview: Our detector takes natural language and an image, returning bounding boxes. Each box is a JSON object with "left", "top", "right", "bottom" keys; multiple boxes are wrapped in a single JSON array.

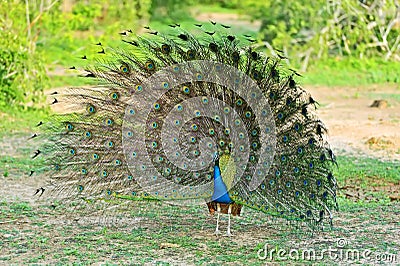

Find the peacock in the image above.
[{"left": 33, "top": 22, "right": 338, "bottom": 236}]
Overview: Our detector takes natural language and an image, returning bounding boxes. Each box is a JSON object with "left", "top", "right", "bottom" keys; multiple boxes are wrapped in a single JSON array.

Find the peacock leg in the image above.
[
  {"left": 226, "top": 205, "right": 232, "bottom": 237},
  {"left": 215, "top": 203, "right": 221, "bottom": 235}
]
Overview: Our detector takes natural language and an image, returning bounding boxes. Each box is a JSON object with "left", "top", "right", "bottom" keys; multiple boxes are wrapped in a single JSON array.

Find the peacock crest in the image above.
[{"left": 34, "top": 22, "right": 338, "bottom": 235}]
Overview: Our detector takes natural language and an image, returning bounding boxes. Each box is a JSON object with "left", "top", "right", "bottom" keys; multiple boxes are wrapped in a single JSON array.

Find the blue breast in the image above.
[{"left": 211, "top": 165, "right": 233, "bottom": 203}]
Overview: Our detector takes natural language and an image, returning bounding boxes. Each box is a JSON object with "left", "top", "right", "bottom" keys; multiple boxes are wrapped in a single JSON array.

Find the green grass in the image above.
[
  {"left": 334, "top": 156, "right": 400, "bottom": 185},
  {"left": 304, "top": 58, "right": 400, "bottom": 87},
  {"left": 0, "top": 198, "right": 399, "bottom": 264},
  {"left": 0, "top": 108, "right": 49, "bottom": 136}
]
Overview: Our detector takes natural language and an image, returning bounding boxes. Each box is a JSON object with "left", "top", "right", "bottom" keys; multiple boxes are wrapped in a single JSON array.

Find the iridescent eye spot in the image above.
[
  {"left": 162, "top": 82, "right": 169, "bottom": 89},
  {"left": 127, "top": 131, "right": 133, "bottom": 137},
  {"left": 161, "top": 44, "right": 170, "bottom": 54},
  {"left": 309, "top": 162, "right": 314, "bottom": 168},
  {"left": 85, "top": 131, "right": 91, "bottom": 138},
  {"left": 110, "top": 92, "right": 119, "bottom": 100},
  {"left": 173, "top": 66, "right": 180, "bottom": 72},
  {"left": 120, "top": 64, "right": 129, "bottom": 73},
  {"left": 129, "top": 109, "right": 135, "bottom": 115},
  {"left": 277, "top": 189, "right": 282, "bottom": 195},
  {"left": 187, "top": 50, "right": 195, "bottom": 59},
  {"left": 297, "top": 147, "right": 303, "bottom": 154},
  {"left": 277, "top": 113, "right": 284, "bottom": 120},
  {"left": 115, "top": 159, "right": 121, "bottom": 165},
  {"left": 152, "top": 141, "right": 158, "bottom": 148},
  {"left": 303, "top": 180, "right": 308, "bottom": 186},
  {"left": 81, "top": 168, "right": 87, "bottom": 175},
  {"left": 78, "top": 185, "right": 84, "bottom": 192},
  {"left": 224, "top": 128, "right": 230, "bottom": 135},
  {"left": 316, "top": 180, "right": 322, "bottom": 186},
  {"left": 235, "top": 119, "right": 241, "bottom": 126},
  {"left": 176, "top": 104, "right": 183, "bottom": 111},
  {"left": 108, "top": 141, "right": 114, "bottom": 148},
  {"left": 69, "top": 148, "right": 76, "bottom": 155},
  {"left": 132, "top": 152, "right": 137, "bottom": 157},
  {"left": 106, "top": 119, "right": 113, "bottom": 126},
  {"left": 294, "top": 123, "right": 301, "bottom": 131},
  {"left": 92, "top": 153, "right": 99, "bottom": 160},
  {"left": 236, "top": 99, "right": 243, "bottom": 106},
  {"left": 219, "top": 140, "right": 225, "bottom": 146},
  {"left": 239, "top": 133, "right": 244, "bottom": 139},
  {"left": 136, "top": 85, "right": 143, "bottom": 92},
  {"left": 214, "top": 115, "right": 220, "bottom": 122},
  {"left": 251, "top": 129, "right": 258, "bottom": 136},
  {"left": 66, "top": 123, "right": 74, "bottom": 131},
  {"left": 261, "top": 109, "right": 268, "bottom": 116},
  {"left": 294, "top": 167, "right": 300, "bottom": 173},
  {"left": 145, "top": 60, "right": 155, "bottom": 70},
  {"left": 182, "top": 86, "right": 190, "bottom": 94},
  {"left": 87, "top": 105, "right": 96, "bottom": 114},
  {"left": 154, "top": 103, "right": 160, "bottom": 110},
  {"left": 175, "top": 120, "right": 180, "bottom": 126},
  {"left": 202, "top": 97, "right": 209, "bottom": 104},
  {"left": 269, "top": 179, "right": 275, "bottom": 185},
  {"left": 209, "top": 128, "right": 215, "bottom": 135},
  {"left": 223, "top": 107, "right": 230, "bottom": 113},
  {"left": 239, "top": 145, "right": 244, "bottom": 151},
  {"left": 152, "top": 122, "right": 158, "bottom": 129},
  {"left": 283, "top": 135, "right": 289, "bottom": 142},
  {"left": 286, "top": 182, "right": 291, "bottom": 187},
  {"left": 191, "top": 124, "right": 198, "bottom": 131},
  {"left": 102, "top": 171, "right": 108, "bottom": 177},
  {"left": 295, "top": 191, "right": 300, "bottom": 197},
  {"left": 190, "top": 137, "right": 196, "bottom": 143},
  {"left": 128, "top": 175, "right": 133, "bottom": 180},
  {"left": 194, "top": 110, "right": 201, "bottom": 117},
  {"left": 245, "top": 111, "right": 252, "bottom": 118}
]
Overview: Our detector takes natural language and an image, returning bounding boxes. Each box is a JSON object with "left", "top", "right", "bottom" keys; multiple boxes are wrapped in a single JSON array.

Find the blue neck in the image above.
[{"left": 211, "top": 165, "right": 233, "bottom": 203}]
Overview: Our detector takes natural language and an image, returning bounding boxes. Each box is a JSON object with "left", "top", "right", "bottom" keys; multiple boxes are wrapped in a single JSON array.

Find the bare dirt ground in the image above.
[{"left": 308, "top": 84, "right": 400, "bottom": 161}]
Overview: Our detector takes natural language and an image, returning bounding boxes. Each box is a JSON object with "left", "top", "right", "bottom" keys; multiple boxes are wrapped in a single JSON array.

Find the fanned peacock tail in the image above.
[{"left": 35, "top": 22, "right": 338, "bottom": 228}]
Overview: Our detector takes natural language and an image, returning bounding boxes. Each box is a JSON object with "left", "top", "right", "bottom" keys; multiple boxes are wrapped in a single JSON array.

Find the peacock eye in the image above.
[
  {"left": 86, "top": 104, "right": 96, "bottom": 114},
  {"left": 186, "top": 50, "right": 195, "bottom": 59},
  {"left": 110, "top": 92, "right": 119, "bottom": 100},
  {"left": 161, "top": 44, "right": 171, "bottom": 54},
  {"left": 145, "top": 60, "right": 155, "bottom": 71},
  {"left": 120, "top": 63, "right": 130, "bottom": 73}
]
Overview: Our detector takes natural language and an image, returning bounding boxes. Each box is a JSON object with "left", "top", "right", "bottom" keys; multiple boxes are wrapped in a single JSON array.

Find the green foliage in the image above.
[
  {"left": 0, "top": 1, "right": 48, "bottom": 110},
  {"left": 229, "top": 0, "right": 399, "bottom": 68}
]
